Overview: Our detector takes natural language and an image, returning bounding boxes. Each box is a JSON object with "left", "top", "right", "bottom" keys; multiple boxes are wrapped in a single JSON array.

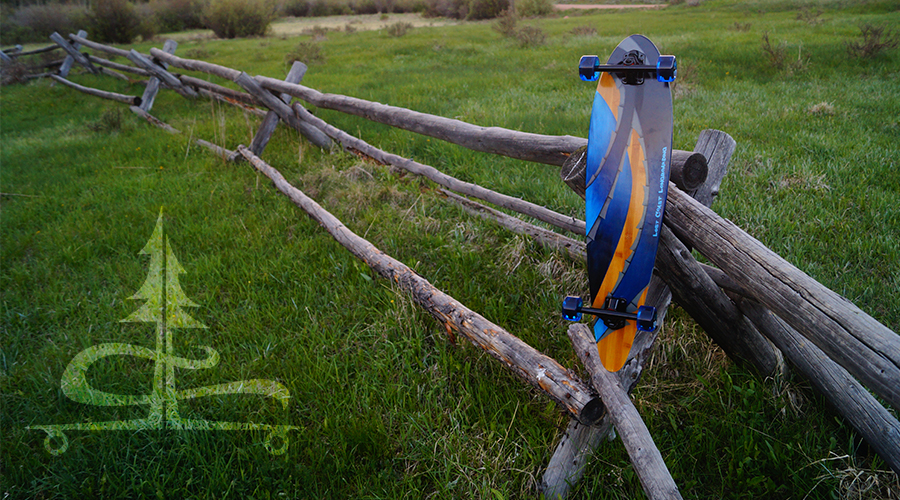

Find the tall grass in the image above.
[{"left": 2, "top": 1, "right": 899, "bottom": 498}]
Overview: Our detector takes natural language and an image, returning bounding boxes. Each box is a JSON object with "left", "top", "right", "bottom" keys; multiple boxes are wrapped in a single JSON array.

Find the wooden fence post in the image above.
[
  {"left": 246, "top": 61, "right": 309, "bottom": 157},
  {"left": 569, "top": 323, "right": 684, "bottom": 500},
  {"left": 128, "top": 42, "right": 198, "bottom": 108},
  {"left": 234, "top": 72, "right": 332, "bottom": 150},
  {"left": 137, "top": 40, "right": 175, "bottom": 112},
  {"left": 51, "top": 30, "right": 95, "bottom": 77}
]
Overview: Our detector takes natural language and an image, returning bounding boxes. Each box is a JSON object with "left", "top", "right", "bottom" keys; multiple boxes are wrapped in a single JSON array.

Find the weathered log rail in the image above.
[{"left": 25, "top": 31, "right": 900, "bottom": 495}]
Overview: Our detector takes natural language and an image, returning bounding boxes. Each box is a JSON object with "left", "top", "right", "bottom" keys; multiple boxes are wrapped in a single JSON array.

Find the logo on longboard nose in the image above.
[{"left": 27, "top": 208, "right": 297, "bottom": 455}]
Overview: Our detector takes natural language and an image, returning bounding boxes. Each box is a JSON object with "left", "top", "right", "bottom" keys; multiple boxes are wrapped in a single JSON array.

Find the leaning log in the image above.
[
  {"left": 732, "top": 296, "right": 900, "bottom": 474},
  {"left": 50, "top": 74, "right": 141, "bottom": 106},
  {"left": 125, "top": 105, "right": 239, "bottom": 160},
  {"left": 237, "top": 144, "right": 603, "bottom": 424},
  {"left": 128, "top": 46, "right": 197, "bottom": 101},
  {"left": 51, "top": 31, "right": 97, "bottom": 76},
  {"left": 179, "top": 74, "right": 260, "bottom": 107},
  {"left": 88, "top": 54, "right": 151, "bottom": 77},
  {"left": 139, "top": 40, "right": 178, "bottom": 112},
  {"left": 129, "top": 105, "right": 179, "bottom": 134},
  {"left": 147, "top": 49, "right": 720, "bottom": 167},
  {"left": 685, "top": 129, "right": 734, "bottom": 206},
  {"left": 9, "top": 44, "right": 60, "bottom": 57},
  {"left": 664, "top": 184, "right": 900, "bottom": 411},
  {"left": 569, "top": 323, "right": 683, "bottom": 500},
  {"left": 69, "top": 33, "right": 131, "bottom": 59},
  {"left": 196, "top": 87, "right": 268, "bottom": 118},
  {"left": 292, "top": 104, "right": 584, "bottom": 234},
  {"left": 149, "top": 47, "right": 240, "bottom": 80},
  {"left": 441, "top": 189, "right": 586, "bottom": 262},
  {"left": 234, "top": 72, "right": 332, "bottom": 149},
  {"left": 246, "top": 61, "right": 308, "bottom": 157},
  {"left": 656, "top": 225, "right": 784, "bottom": 376}
]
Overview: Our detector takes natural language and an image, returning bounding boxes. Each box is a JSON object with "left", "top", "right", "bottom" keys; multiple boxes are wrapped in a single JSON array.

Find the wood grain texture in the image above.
[
  {"left": 292, "top": 103, "right": 585, "bottom": 234},
  {"left": 235, "top": 72, "right": 332, "bottom": 149},
  {"left": 149, "top": 47, "right": 241, "bottom": 81},
  {"left": 50, "top": 74, "right": 140, "bottom": 105},
  {"left": 656, "top": 224, "right": 785, "bottom": 376},
  {"left": 249, "top": 62, "right": 307, "bottom": 156},
  {"left": 51, "top": 31, "right": 95, "bottom": 76},
  {"left": 569, "top": 323, "right": 683, "bottom": 500},
  {"left": 129, "top": 105, "right": 180, "bottom": 134},
  {"left": 69, "top": 33, "right": 130, "bottom": 58},
  {"left": 733, "top": 295, "right": 900, "bottom": 474},
  {"left": 665, "top": 183, "right": 900, "bottom": 410}
]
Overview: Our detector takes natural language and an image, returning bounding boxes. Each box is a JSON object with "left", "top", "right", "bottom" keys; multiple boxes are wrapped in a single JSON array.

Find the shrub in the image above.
[
  {"left": 423, "top": 0, "right": 463, "bottom": 18},
  {"left": 87, "top": 108, "right": 130, "bottom": 133},
  {"left": 570, "top": 24, "right": 597, "bottom": 36},
  {"left": 284, "top": 41, "right": 324, "bottom": 65},
  {"left": 89, "top": 0, "right": 143, "bottom": 43},
  {"left": 761, "top": 31, "right": 786, "bottom": 69},
  {"left": 134, "top": 2, "right": 160, "bottom": 41},
  {"left": 1, "top": 60, "right": 29, "bottom": 86},
  {"left": 795, "top": 6, "right": 823, "bottom": 25},
  {"left": 515, "top": 25, "right": 544, "bottom": 47},
  {"left": 761, "top": 31, "right": 808, "bottom": 74},
  {"left": 492, "top": 9, "right": 517, "bottom": 37},
  {"left": 203, "top": 0, "right": 277, "bottom": 38},
  {"left": 516, "top": 0, "right": 552, "bottom": 17},
  {"left": 283, "top": 0, "right": 351, "bottom": 17},
  {"left": 465, "top": 0, "right": 505, "bottom": 20},
  {"left": 8, "top": 3, "right": 89, "bottom": 44},
  {"left": 303, "top": 24, "right": 329, "bottom": 40},
  {"left": 151, "top": 0, "right": 208, "bottom": 33},
  {"left": 846, "top": 23, "right": 899, "bottom": 59},
  {"left": 385, "top": 21, "right": 413, "bottom": 37}
]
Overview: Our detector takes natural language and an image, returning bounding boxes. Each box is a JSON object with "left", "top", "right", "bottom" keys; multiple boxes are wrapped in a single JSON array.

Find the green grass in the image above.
[{"left": 2, "top": 0, "right": 899, "bottom": 498}]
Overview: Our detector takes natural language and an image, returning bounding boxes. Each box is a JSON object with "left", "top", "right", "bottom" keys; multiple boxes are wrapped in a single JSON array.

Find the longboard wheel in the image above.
[
  {"left": 656, "top": 55, "right": 677, "bottom": 83},
  {"left": 636, "top": 305, "right": 658, "bottom": 332},
  {"left": 579, "top": 55, "right": 601, "bottom": 82},
  {"left": 562, "top": 296, "right": 583, "bottom": 322}
]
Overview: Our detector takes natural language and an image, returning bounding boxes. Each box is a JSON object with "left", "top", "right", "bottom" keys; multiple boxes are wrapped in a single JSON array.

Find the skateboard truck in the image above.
[
  {"left": 562, "top": 296, "right": 657, "bottom": 332},
  {"left": 578, "top": 53, "right": 677, "bottom": 84}
]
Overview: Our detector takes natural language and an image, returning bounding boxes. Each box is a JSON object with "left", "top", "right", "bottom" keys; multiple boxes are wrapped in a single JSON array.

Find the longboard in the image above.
[{"left": 563, "top": 35, "right": 676, "bottom": 372}]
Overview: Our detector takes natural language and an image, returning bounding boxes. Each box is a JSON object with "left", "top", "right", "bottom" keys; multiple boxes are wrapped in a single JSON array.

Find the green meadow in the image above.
[{"left": 2, "top": 0, "right": 899, "bottom": 497}]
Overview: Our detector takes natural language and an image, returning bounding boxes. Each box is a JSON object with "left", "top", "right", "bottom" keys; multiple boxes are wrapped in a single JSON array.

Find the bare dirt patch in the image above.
[{"left": 270, "top": 13, "right": 462, "bottom": 36}]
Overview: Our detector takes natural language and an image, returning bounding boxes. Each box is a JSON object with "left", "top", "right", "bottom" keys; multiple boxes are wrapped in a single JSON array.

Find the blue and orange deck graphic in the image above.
[{"left": 583, "top": 35, "right": 673, "bottom": 371}]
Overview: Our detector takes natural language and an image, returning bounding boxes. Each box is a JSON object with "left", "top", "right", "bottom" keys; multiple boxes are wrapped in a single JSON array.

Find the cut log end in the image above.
[
  {"left": 670, "top": 150, "right": 708, "bottom": 192},
  {"left": 580, "top": 396, "right": 606, "bottom": 425}
]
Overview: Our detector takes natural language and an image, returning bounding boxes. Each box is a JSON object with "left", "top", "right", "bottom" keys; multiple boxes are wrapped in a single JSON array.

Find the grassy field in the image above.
[{"left": 2, "top": 0, "right": 899, "bottom": 498}]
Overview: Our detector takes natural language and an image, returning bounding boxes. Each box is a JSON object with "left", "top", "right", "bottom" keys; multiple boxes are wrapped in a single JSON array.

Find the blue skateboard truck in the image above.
[
  {"left": 562, "top": 296, "right": 657, "bottom": 332},
  {"left": 578, "top": 54, "right": 677, "bottom": 84}
]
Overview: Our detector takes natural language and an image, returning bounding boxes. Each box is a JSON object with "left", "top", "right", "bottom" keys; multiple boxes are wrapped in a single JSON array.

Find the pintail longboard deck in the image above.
[{"left": 581, "top": 34, "right": 675, "bottom": 371}]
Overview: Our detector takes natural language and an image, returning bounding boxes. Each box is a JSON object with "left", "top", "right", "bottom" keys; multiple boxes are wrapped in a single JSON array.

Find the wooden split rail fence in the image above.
[{"left": 5, "top": 31, "right": 899, "bottom": 498}]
